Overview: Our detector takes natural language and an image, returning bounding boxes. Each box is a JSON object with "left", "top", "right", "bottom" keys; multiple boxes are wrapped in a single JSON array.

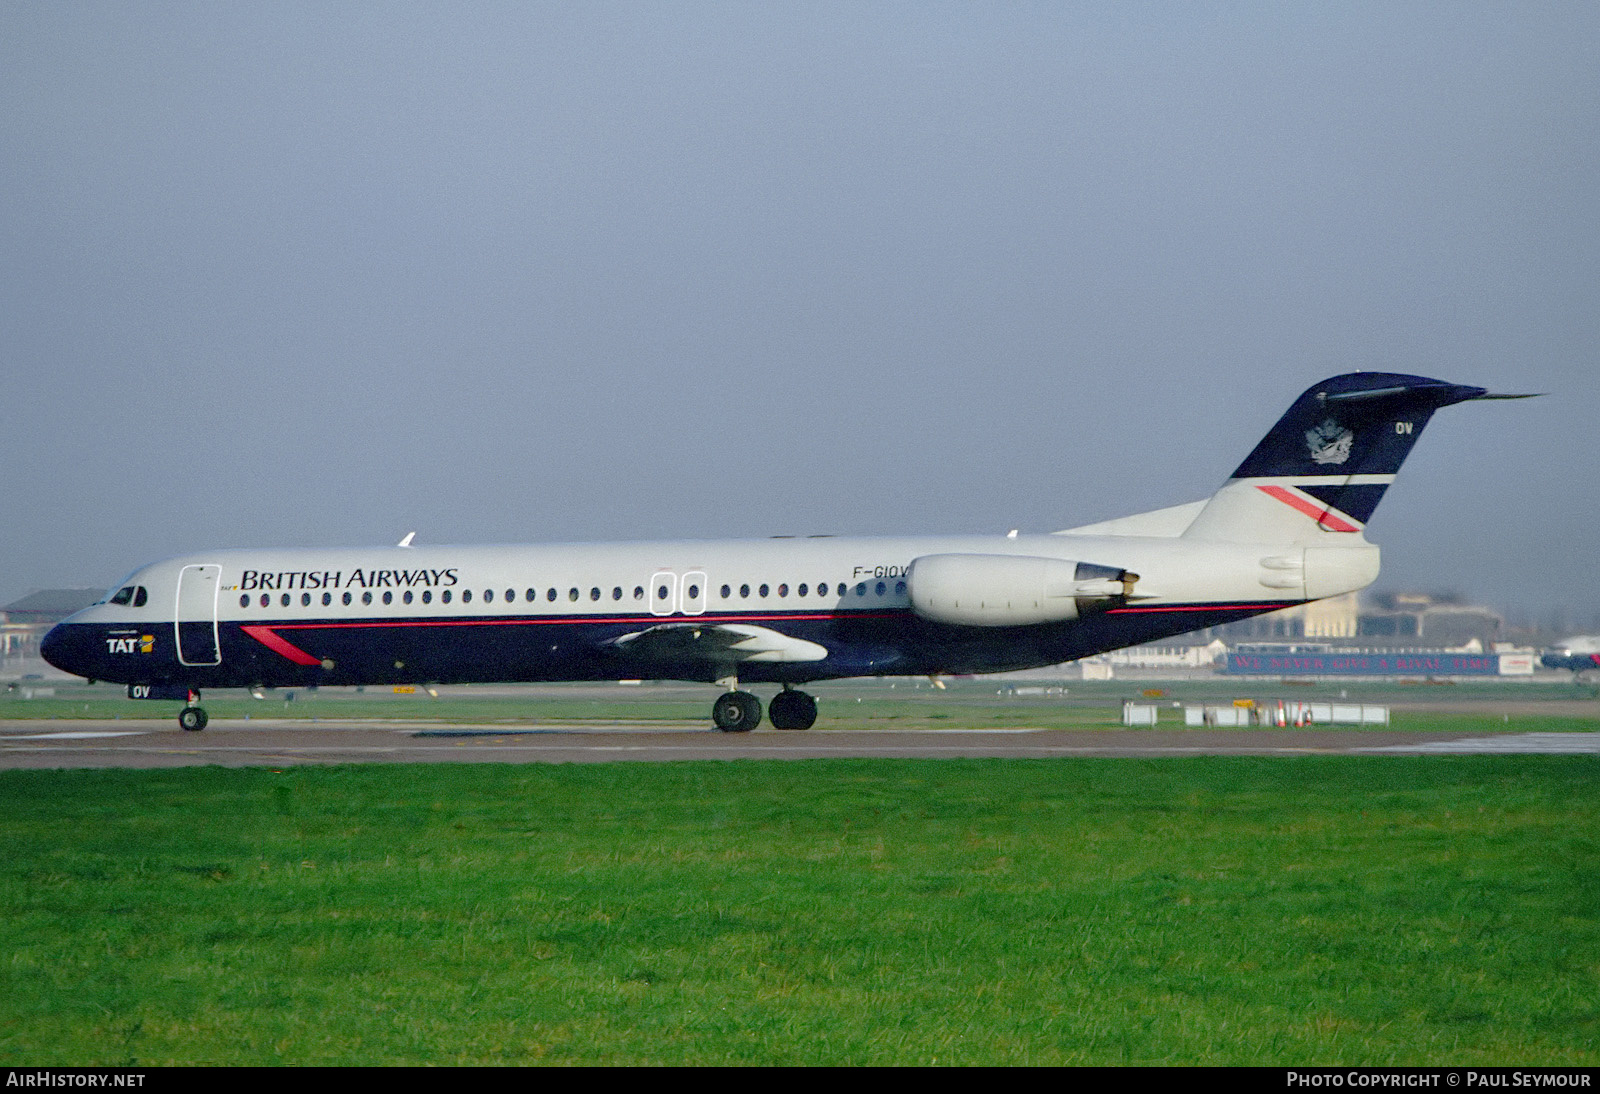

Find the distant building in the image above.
[
  {"left": 1102, "top": 639, "right": 1227, "bottom": 669},
  {"left": 3, "top": 589, "right": 102, "bottom": 624},
  {"left": 1210, "top": 591, "right": 1502, "bottom": 648},
  {"left": 1355, "top": 592, "right": 1503, "bottom": 647},
  {"left": 2, "top": 589, "right": 101, "bottom": 657},
  {"left": 1075, "top": 638, "right": 1227, "bottom": 679}
]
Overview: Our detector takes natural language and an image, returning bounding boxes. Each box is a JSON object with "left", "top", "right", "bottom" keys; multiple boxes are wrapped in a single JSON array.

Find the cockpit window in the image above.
[{"left": 106, "top": 585, "right": 149, "bottom": 607}]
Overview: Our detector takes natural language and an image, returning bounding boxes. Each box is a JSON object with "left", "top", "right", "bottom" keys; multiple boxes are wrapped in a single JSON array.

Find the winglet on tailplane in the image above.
[{"left": 1178, "top": 372, "right": 1528, "bottom": 545}]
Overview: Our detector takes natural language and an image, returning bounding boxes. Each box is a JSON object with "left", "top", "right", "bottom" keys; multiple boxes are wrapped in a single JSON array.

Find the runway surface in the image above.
[{"left": 1, "top": 719, "right": 1596, "bottom": 768}]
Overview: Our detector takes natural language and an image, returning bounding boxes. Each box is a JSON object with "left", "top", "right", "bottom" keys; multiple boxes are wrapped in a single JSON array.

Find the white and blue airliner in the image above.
[{"left": 41, "top": 372, "right": 1524, "bottom": 731}]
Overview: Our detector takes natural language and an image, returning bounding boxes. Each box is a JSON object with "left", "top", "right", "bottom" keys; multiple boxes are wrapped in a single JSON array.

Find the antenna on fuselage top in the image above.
[{"left": 397, "top": 532, "right": 416, "bottom": 548}]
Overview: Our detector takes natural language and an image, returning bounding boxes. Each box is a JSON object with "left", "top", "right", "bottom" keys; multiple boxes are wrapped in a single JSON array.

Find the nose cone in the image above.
[{"left": 40, "top": 622, "right": 87, "bottom": 679}]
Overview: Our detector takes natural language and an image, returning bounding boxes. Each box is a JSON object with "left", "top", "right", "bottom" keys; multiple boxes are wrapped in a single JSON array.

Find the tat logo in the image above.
[{"left": 106, "top": 635, "right": 154, "bottom": 654}]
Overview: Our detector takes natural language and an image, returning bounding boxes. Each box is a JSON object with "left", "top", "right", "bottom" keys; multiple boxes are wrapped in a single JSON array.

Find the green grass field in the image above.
[{"left": 2, "top": 756, "right": 1595, "bottom": 1065}]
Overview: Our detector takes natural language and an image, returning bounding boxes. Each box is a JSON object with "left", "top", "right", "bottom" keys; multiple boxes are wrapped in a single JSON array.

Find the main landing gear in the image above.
[
  {"left": 768, "top": 688, "right": 817, "bottom": 731},
  {"left": 710, "top": 685, "right": 817, "bottom": 732},
  {"left": 712, "top": 690, "right": 762, "bottom": 733}
]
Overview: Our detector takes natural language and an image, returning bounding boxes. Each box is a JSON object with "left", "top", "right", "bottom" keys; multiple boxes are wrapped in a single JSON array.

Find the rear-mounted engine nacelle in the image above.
[{"left": 907, "top": 554, "right": 1131, "bottom": 627}]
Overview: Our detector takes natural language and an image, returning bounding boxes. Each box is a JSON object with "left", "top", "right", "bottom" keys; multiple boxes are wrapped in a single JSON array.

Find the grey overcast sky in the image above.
[{"left": 3, "top": 3, "right": 1596, "bottom": 629}]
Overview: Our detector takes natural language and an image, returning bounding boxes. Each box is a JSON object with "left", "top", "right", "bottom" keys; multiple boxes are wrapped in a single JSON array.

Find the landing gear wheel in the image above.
[
  {"left": 178, "top": 706, "right": 208, "bottom": 732},
  {"left": 768, "top": 690, "right": 817, "bottom": 730},
  {"left": 712, "top": 690, "right": 762, "bottom": 733}
]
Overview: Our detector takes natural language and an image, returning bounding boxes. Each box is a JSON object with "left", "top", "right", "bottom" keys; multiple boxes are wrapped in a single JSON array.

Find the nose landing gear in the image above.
[{"left": 178, "top": 690, "right": 208, "bottom": 732}]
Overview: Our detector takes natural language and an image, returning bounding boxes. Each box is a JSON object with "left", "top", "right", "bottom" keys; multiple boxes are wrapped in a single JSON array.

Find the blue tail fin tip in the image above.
[{"left": 1232, "top": 372, "right": 1488, "bottom": 480}]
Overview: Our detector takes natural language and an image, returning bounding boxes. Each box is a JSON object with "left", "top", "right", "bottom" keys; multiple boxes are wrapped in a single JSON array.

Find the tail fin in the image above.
[{"left": 1182, "top": 372, "right": 1490, "bottom": 545}]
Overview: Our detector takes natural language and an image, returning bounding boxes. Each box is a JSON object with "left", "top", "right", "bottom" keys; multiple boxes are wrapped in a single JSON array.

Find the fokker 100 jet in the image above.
[{"left": 42, "top": 372, "right": 1527, "bottom": 732}]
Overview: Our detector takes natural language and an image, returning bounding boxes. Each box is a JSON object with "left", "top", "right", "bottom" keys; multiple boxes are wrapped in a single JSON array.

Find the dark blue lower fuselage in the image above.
[{"left": 42, "top": 602, "right": 1267, "bottom": 690}]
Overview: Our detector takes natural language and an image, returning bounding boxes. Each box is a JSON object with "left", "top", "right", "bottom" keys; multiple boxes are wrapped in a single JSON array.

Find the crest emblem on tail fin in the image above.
[{"left": 1305, "top": 419, "right": 1354, "bottom": 465}]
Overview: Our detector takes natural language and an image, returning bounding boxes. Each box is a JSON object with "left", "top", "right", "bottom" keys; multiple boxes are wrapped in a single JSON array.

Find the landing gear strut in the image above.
[
  {"left": 768, "top": 688, "right": 817, "bottom": 730},
  {"left": 712, "top": 690, "right": 762, "bottom": 733}
]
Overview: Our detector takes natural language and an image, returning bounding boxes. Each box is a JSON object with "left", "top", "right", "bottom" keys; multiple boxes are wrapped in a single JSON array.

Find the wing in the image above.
[{"left": 606, "top": 622, "right": 828, "bottom": 667}]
